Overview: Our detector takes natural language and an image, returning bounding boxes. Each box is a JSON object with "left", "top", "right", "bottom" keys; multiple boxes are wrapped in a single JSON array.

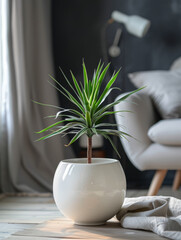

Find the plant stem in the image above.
[{"left": 87, "top": 137, "right": 92, "bottom": 164}]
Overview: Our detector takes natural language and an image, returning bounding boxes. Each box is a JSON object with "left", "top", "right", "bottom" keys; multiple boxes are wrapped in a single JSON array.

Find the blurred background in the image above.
[
  {"left": 52, "top": 0, "right": 181, "bottom": 189},
  {"left": 1, "top": 0, "right": 181, "bottom": 192}
]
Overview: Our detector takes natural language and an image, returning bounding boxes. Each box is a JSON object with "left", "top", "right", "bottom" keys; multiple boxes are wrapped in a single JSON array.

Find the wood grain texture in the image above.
[
  {"left": 173, "top": 170, "right": 181, "bottom": 190},
  {"left": 0, "top": 211, "right": 61, "bottom": 223},
  {"left": 5, "top": 237, "right": 69, "bottom": 240},
  {"left": 0, "top": 195, "right": 60, "bottom": 240},
  {"left": 147, "top": 170, "right": 167, "bottom": 196},
  {"left": 13, "top": 218, "right": 166, "bottom": 240},
  {"left": 0, "top": 223, "right": 34, "bottom": 240},
  {"left": 1, "top": 189, "right": 180, "bottom": 240}
]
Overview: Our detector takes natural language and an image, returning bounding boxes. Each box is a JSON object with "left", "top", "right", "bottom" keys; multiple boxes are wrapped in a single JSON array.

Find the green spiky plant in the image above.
[{"left": 35, "top": 61, "right": 143, "bottom": 164}]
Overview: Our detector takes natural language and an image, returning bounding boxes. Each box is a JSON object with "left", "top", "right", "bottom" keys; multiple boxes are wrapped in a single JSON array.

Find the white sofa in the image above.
[{"left": 114, "top": 57, "right": 181, "bottom": 195}]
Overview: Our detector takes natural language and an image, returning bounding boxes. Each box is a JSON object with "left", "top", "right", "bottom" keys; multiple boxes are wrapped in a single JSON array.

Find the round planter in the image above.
[{"left": 53, "top": 158, "right": 126, "bottom": 225}]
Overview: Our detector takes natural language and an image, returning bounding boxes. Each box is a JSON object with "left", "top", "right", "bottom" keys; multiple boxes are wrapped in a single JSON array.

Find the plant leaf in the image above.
[
  {"left": 82, "top": 61, "right": 89, "bottom": 96},
  {"left": 96, "top": 130, "right": 121, "bottom": 158},
  {"left": 49, "top": 75, "right": 85, "bottom": 114},
  {"left": 65, "top": 128, "right": 88, "bottom": 146},
  {"left": 95, "top": 69, "right": 120, "bottom": 108},
  {"left": 90, "top": 63, "right": 110, "bottom": 105},
  {"left": 32, "top": 100, "right": 61, "bottom": 109}
]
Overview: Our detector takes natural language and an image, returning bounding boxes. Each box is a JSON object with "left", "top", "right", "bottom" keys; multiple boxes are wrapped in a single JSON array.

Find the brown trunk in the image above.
[{"left": 87, "top": 137, "right": 92, "bottom": 164}]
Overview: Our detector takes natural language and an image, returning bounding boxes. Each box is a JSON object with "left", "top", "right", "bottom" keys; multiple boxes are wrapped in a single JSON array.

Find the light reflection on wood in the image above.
[{"left": 15, "top": 218, "right": 165, "bottom": 240}]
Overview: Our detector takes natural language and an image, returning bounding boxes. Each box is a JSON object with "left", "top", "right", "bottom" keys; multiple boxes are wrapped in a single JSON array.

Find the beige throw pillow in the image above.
[{"left": 129, "top": 70, "right": 181, "bottom": 119}]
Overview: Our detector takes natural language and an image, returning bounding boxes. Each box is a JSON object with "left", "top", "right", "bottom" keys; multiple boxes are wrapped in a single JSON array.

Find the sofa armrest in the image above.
[{"left": 114, "top": 91, "right": 157, "bottom": 170}]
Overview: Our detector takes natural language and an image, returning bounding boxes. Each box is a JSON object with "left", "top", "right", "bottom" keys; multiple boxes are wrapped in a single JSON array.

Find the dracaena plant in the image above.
[{"left": 35, "top": 61, "right": 142, "bottom": 163}]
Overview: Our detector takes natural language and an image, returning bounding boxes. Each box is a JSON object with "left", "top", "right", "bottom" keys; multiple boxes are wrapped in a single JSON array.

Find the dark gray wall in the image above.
[
  {"left": 52, "top": 0, "right": 181, "bottom": 188},
  {"left": 52, "top": 0, "right": 181, "bottom": 87}
]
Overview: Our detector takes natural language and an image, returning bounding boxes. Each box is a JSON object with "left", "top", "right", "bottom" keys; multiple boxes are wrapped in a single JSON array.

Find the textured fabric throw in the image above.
[{"left": 116, "top": 196, "right": 181, "bottom": 240}]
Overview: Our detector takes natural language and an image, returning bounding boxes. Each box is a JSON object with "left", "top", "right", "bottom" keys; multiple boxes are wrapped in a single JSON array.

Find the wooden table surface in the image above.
[{"left": 0, "top": 194, "right": 167, "bottom": 240}]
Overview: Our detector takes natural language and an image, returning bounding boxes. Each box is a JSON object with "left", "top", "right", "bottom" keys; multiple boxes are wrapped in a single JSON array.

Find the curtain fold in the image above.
[{"left": 0, "top": 0, "right": 74, "bottom": 192}]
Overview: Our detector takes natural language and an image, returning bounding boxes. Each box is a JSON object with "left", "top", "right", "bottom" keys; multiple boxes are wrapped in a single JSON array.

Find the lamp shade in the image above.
[{"left": 111, "top": 11, "right": 151, "bottom": 38}]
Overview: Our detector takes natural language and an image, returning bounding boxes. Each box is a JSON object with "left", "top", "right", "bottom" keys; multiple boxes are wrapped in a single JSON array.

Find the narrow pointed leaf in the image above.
[
  {"left": 90, "top": 63, "right": 110, "bottom": 104},
  {"left": 70, "top": 71, "right": 84, "bottom": 100},
  {"left": 83, "top": 61, "right": 89, "bottom": 95},
  {"left": 35, "top": 61, "right": 144, "bottom": 157},
  {"left": 65, "top": 128, "right": 87, "bottom": 146},
  {"left": 95, "top": 87, "right": 145, "bottom": 117},
  {"left": 96, "top": 130, "right": 121, "bottom": 158},
  {"left": 95, "top": 69, "right": 121, "bottom": 107},
  {"left": 59, "top": 67, "right": 82, "bottom": 102},
  {"left": 49, "top": 75, "right": 85, "bottom": 113},
  {"left": 36, "top": 120, "right": 66, "bottom": 133},
  {"left": 32, "top": 100, "right": 61, "bottom": 109}
]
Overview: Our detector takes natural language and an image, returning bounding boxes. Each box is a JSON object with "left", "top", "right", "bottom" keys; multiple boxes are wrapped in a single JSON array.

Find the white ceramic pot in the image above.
[{"left": 53, "top": 158, "right": 126, "bottom": 225}]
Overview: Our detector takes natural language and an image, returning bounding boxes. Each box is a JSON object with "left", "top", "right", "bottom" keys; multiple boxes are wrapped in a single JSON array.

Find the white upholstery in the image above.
[
  {"left": 148, "top": 119, "right": 181, "bottom": 146},
  {"left": 128, "top": 69, "right": 181, "bottom": 119},
  {"left": 114, "top": 91, "right": 181, "bottom": 171},
  {"left": 170, "top": 57, "right": 181, "bottom": 70}
]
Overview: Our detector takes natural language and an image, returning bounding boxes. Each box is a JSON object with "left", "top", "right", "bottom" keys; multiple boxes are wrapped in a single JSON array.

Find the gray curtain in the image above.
[{"left": 0, "top": 0, "right": 74, "bottom": 192}]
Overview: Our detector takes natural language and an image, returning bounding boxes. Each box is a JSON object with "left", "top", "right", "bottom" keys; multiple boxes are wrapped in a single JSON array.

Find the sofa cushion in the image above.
[
  {"left": 148, "top": 119, "right": 181, "bottom": 146},
  {"left": 129, "top": 70, "right": 181, "bottom": 119},
  {"left": 170, "top": 57, "right": 181, "bottom": 70}
]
